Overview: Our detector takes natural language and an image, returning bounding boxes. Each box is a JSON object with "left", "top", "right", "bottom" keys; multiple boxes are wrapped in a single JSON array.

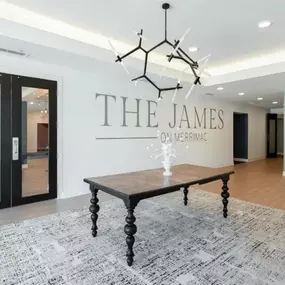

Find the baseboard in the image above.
[
  {"left": 248, "top": 156, "right": 266, "bottom": 162},
  {"left": 212, "top": 163, "right": 234, "bottom": 168},
  {"left": 233, "top": 158, "right": 248, "bottom": 163},
  {"left": 277, "top": 152, "right": 283, "bottom": 156}
]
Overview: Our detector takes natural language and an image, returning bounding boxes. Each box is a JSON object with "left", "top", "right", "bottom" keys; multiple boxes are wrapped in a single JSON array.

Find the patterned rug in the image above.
[{"left": 1, "top": 190, "right": 285, "bottom": 285}]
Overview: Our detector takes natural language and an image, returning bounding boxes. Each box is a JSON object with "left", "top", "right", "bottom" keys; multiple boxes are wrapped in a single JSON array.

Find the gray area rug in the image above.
[{"left": 1, "top": 190, "right": 285, "bottom": 285}]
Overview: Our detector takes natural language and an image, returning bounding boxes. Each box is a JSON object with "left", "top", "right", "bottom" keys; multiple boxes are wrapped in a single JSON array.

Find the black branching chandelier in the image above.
[{"left": 108, "top": 3, "right": 210, "bottom": 102}]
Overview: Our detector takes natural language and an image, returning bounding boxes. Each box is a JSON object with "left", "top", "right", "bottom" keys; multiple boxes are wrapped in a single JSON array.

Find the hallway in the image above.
[{"left": 199, "top": 157, "right": 285, "bottom": 209}]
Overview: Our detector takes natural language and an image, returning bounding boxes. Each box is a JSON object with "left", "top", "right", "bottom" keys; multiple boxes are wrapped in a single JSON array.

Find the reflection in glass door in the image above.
[{"left": 21, "top": 87, "right": 50, "bottom": 197}]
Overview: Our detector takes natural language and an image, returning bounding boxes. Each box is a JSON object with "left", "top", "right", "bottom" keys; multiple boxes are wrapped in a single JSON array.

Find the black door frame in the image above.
[
  {"left": 0, "top": 73, "right": 57, "bottom": 209},
  {"left": 266, "top": 113, "right": 278, "bottom": 158},
  {"left": 0, "top": 73, "right": 12, "bottom": 209}
]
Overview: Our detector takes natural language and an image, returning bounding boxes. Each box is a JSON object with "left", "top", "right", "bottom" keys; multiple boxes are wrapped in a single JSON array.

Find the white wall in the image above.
[
  {"left": 271, "top": 108, "right": 284, "bottom": 114},
  {"left": 246, "top": 108, "right": 267, "bottom": 161},
  {"left": 0, "top": 54, "right": 267, "bottom": 198},
  {"left": 27, "top": 111, "right": 48, "bottom": 152}
]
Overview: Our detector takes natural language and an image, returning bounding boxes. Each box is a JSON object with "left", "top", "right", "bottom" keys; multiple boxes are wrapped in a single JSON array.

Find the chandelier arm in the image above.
[
  {"left": 131, "top": 75, "right": 145, "bottom": 82},
  {"left": 167, "top": 40, "right": 180, "bottom": 62},
  {"left": 115, "top": 46, "right": 140, "bottom": 62},
  {"left": 188, "top": 63, "right": 200, "bottom": 81},
  {"left": 174, "top": 49, "right": 201, "bottom": 81},
  {"left": 145, "top": 75, "right": 160, "bottom": 90},
  {"left": 177, "top": 46, "right": 197, "bottom": 65},
  {"left": 176, "top": 49, "right": 197, "bottom": 68},
  {"left": 166, "top": 54, "right": 191, "bottom": 66},
  {"left": 161, "top": 86, "right": 183, "bottom": 92},
  {"left": 166, "top": 51, "right": 200, "bottom": 83},
  {"left": 143, "top": 53, "right": 149, "bottom": 74},
  {"left": 194, "top": 77, "right": 201, "bottom": 85},
  {"left": 165, "top": 39, "right": 176, "bottom": 48},
  {"left": 147, "top": 40, "right": 166, "bottom": 53}
]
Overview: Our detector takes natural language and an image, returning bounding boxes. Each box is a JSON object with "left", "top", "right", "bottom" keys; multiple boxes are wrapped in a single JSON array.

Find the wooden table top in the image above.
[{"left": 84, "top": 164, "right": 234, "bottom": 200}]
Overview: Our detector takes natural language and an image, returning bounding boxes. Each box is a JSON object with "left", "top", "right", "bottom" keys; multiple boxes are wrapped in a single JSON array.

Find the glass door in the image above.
[
  {"left": 0, "top": 73, "right": 57, "bottom": 209},
  {"left": 12, "top": 75, "right": 57, "bottom": 206}
]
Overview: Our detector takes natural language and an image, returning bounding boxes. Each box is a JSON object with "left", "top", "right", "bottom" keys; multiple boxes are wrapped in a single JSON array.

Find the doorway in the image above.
[
  {"left": 267, "top": 113, "right": 278, "bottom": 158},
  {"left": 0, "top": 73, "right": 57, "bottom": 209},
  {"left": 233, "top": 112, "right": 248, "bottom": 163}
]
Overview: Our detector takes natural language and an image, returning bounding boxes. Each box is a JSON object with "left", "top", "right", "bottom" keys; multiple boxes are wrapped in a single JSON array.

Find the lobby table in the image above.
[{"left": 84, "top": 164, "right": 234, "bottom": 266}]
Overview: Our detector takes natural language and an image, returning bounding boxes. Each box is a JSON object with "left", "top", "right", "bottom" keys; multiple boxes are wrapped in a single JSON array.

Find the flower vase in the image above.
[{"left": 162, "top": 161, "right": 172, "bottom": 176}]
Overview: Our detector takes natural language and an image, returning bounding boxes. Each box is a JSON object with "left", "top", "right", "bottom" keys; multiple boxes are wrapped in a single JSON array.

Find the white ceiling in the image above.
[
  {"left": 0, "top": 0, "right": 285, "bottom": 108},
  {"left": 201, "top": 73, "right": 285, "bottom": 109},
  {"left": 5, "top": 0, "right": 285, "bottom": 66}
]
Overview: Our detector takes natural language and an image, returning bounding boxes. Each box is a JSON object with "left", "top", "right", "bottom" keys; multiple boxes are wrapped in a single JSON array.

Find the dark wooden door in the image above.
[
  {"left": 233, "top": 113, "right": 248, "bottom": 160},
  {"left": 267, "top": 113, "right": 278, "bottom": 158}
]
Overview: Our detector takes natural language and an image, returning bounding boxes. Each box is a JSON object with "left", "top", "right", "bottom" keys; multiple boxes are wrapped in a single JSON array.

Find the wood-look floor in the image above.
[
  {"left": 22, "top": 158, "right": 49, "bottom": 197},
  {"left": 21, "top": 157, "right": 285, "bottom": 208},
  {"left": 197, "top": 158, "right": 285, "bottom": 210},
  {"left": 1, "top": 157, "right": 284, "bottom": 226}
]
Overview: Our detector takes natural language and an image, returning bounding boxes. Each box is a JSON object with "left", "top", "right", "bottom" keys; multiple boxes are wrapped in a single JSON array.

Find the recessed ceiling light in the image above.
[
  {"left": 30, "top": 101, "right": 34, "bottom": 105},
  {"left": 238, "top": 92, "right": 245, "bottom": 96},
  {"left": 257, "top": 97, "right": 263, "bottom": 100},
  {"left": 258, "top": 21, "right": 272, "bottom": 28},
  {"left": 272, "top": 101, "right": 278, "bottom": 104},
  {"left": 217, "top": 87, "right": 223, "bottom": 91},
  {"left": 189, "top": 47, "right": 199, "bottom": 52}
]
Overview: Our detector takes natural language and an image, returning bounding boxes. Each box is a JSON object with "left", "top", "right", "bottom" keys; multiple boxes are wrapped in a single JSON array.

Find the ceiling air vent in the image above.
[{"left": 0, "top": 48, "right": 28, "bottom": 57}]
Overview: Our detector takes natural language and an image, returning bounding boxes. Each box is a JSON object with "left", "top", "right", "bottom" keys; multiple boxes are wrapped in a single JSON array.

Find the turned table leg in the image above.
[
  {"left": 183, "top": 187, "right": 189, "bottom": 206},
  {"left": 221, "top": 176, "right": 230, "bottom": 218},
  {"left": 123, "top": 198, "right": 139, "bottom": 266},
  {"left": 124, "top": 207, "right": 137, "bottom": 266},
  {"left": 89, "top": 186, "right": 100, "bottom": 237}
]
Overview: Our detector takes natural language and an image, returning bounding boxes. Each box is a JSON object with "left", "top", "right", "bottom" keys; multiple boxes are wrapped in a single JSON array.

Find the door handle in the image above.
[{"left": 12, "top": 137, "right": 19, "bottom": 160}]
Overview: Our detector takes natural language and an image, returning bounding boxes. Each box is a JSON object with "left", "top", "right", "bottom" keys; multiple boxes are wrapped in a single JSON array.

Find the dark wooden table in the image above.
[{"left": 84, "top": 164, "right": 234, "bottom": 266}]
